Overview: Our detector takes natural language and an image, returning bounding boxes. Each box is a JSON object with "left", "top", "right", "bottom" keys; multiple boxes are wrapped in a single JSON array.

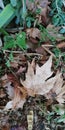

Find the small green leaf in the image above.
[
  {"left": 16, "top": 32, "right": 27, "bottom": 49},
  {"left": 3, "top": 37, "right": 16, "bottom": 49},
  {"left": 27, "top": 20, "right": 31, "bottom": 28},
  {"left": 57, "top": 117, "right": 65, "bottom": 123},
  {"left": 52, "top": 15, "right": 60, "bottom": 26},
  {"left": 10, "top": 0, "right": 17, "bottom": 7},
  {"left": 59, "top": 28, "right": 65, "bottom": 34},
  {"left": 53, "top": 48, "right": 61, "bottom": 57},
  {"left": 36, "top": 8, "right": 41, "bottom": 14},
  {"left": 6, "top": 60, "right": 10, "bottom": 67},
  {"left": 9, "top": 53, "right": 14, "bottom": 62}
]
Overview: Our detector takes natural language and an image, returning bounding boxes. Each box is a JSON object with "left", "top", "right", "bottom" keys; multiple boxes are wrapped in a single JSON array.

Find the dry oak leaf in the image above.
[{"left": 20, "top": 56, "right": 63, "bottom": 97}]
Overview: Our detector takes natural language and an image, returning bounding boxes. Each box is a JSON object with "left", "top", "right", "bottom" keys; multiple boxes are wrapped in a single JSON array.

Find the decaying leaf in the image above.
[
  {"left": 4, "top": 87, "right": 26, "bottom": 110},
  {"left": 2, "top": 56, "right": 64, "bottom": 110},
  {"left": 56, "top": 85, "right": 65, "bottom": 104},
  {"left": 26, "top": 28, "right": 41, "bottom": 39},
  {"left": 57, "top": 41, "right": 65, "bottom": 48},
  {"left": 0, "top": 89, "right": 6, "bottom": 98},
  {"left": 1, "top": 74, "right": 26, "bottom": 110},
  {"left": 45, "top": 73, "right": 63, "bottom": 100},
  {"left": 20, "top": 56, "right": 63, "bottom": 101},
  {"left": 5, "top": 82, "right": 14, "bottom": 99}
]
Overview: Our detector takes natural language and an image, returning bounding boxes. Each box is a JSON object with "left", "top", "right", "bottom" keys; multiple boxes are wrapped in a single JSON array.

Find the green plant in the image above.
[
  {"left": 39, "top": 24, "right": 55, "bottom": 42},
  {"left": 50, "top": 0, "right": 65, "bottom": 26},
  {"left": 10, "top": 0, "right": 27, "bottom": 26},
  {"left": 0, "top": 0, "right": 27, "bottom": 29},
  {"left": 52, "top": 47, "right": 65, "bottom": 68},
  {"left": 0, "top": 4, "right": 16, "bottom": 28},
  {"left": 5, "top": 52, "right": 14, "bottom": 67},
  {"left": 26, "top": 16, "right": 35, "bottom": 28},
  {"left": 3, "top": 31, "right": 27, "bottom": 67},
  {"left": 3, "top": 31, "right": 27, "bottom": 50}
]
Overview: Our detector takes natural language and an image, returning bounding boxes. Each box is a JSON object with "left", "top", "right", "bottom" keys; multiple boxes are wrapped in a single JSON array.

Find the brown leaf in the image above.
[
  {"left": 20, "top": 56, "right": 64, "bottom": 104},
  {"left": 0, "top": 89, "right": 6, "bottom": 98},
  {"left": 1, "top": 74, "right": 26, "bottom": 110},
  {"left": 57, "top": 42, "right": 65, "bottom": 48},
  {"left": 4, "top": 87, "right": 26, "bottom": 110},
  {"left": 5, "top": 82, "right": 14, "bottom": 99},
  {"left": 20, "top": 56, "right": 53, "bottom": 96},
  {"left": 10, "top": 61, "right": 18, "bottom": 68},
  {"left": 26, "top": 28, "right": 41, "bottom": 39},
  {"left": 45, "top": 73, "right": 63, "bottom": 100},
  {"left": 56, "top": 85, "right": 65, "bottom": 104},
  {"left": 2, "top": 125, "right": 10, "bottom": 130},
  {"left": 36, "top": 46, "right": 47, "bottom": 55}
]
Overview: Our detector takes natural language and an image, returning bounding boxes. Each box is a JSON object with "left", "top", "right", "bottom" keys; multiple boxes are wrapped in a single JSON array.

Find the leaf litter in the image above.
[
  {"left": 0, "top": 0, "right": 65, "bottom": 129},
  {"left": 0, "top": 55, "right": 65, "bottom": 129}
]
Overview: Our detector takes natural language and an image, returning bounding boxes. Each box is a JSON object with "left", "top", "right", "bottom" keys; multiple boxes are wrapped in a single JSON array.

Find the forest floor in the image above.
[{"left": 0, "top": 0, "right": 65, "bottom": 130}]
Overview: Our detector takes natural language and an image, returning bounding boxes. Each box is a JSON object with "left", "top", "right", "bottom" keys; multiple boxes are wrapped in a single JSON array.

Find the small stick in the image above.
[
  {"left": 42, "top": 44, "right": 54, "bottom": 47},
  {"left": 3, "top": 50, "right": 43, "bottom": 56},
  {"left": 42, "top": 45, "right": 55, "bottom": 57}
]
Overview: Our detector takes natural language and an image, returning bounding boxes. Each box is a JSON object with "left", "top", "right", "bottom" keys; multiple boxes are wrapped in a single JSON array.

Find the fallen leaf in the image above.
[
  {"left": 10, "top": 61, "right": 18, "bottom": 68},
  {"left": 1, "top": 74, "right": 26, "bottom": 110},
  {"left": 56, "top": 85, "right": 65, "bottom": 104},
  {"left": 4, "top": 87, "right": 26, "bottom": 110},
  {"left": 20, "top": 56, "right": 64, "bottom": 104},
  {"left": 57, "top": 42, "right": 65, "bottom": 48},
  {"left": 26, "top": 28, "right": 41, "bottom": 39},
  {"left": 0, "top": 89, "right": 6, "bottom": 98},
  {"left": 5, "top": 82, "right": 14, "bottom": 99},
  {"left": 36, "top": 46, "right": 47, "bottom": 55},
  {"left": 21, "top": 56, "right": 63, "bottom": 96},
  {"left": 45, "top": 73, "right": 63, "bottom": 103}
]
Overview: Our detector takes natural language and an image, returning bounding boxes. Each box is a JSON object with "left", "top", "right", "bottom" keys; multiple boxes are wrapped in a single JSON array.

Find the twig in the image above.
[
  {"left": 42, "top": 44, "right": 54, "bottom": 47},
  {"left": 42, "top": 45, "right": 56, "bottom": 57},
  {"left": 3, "top": 50, "right": 43, "bottom": 56}
]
